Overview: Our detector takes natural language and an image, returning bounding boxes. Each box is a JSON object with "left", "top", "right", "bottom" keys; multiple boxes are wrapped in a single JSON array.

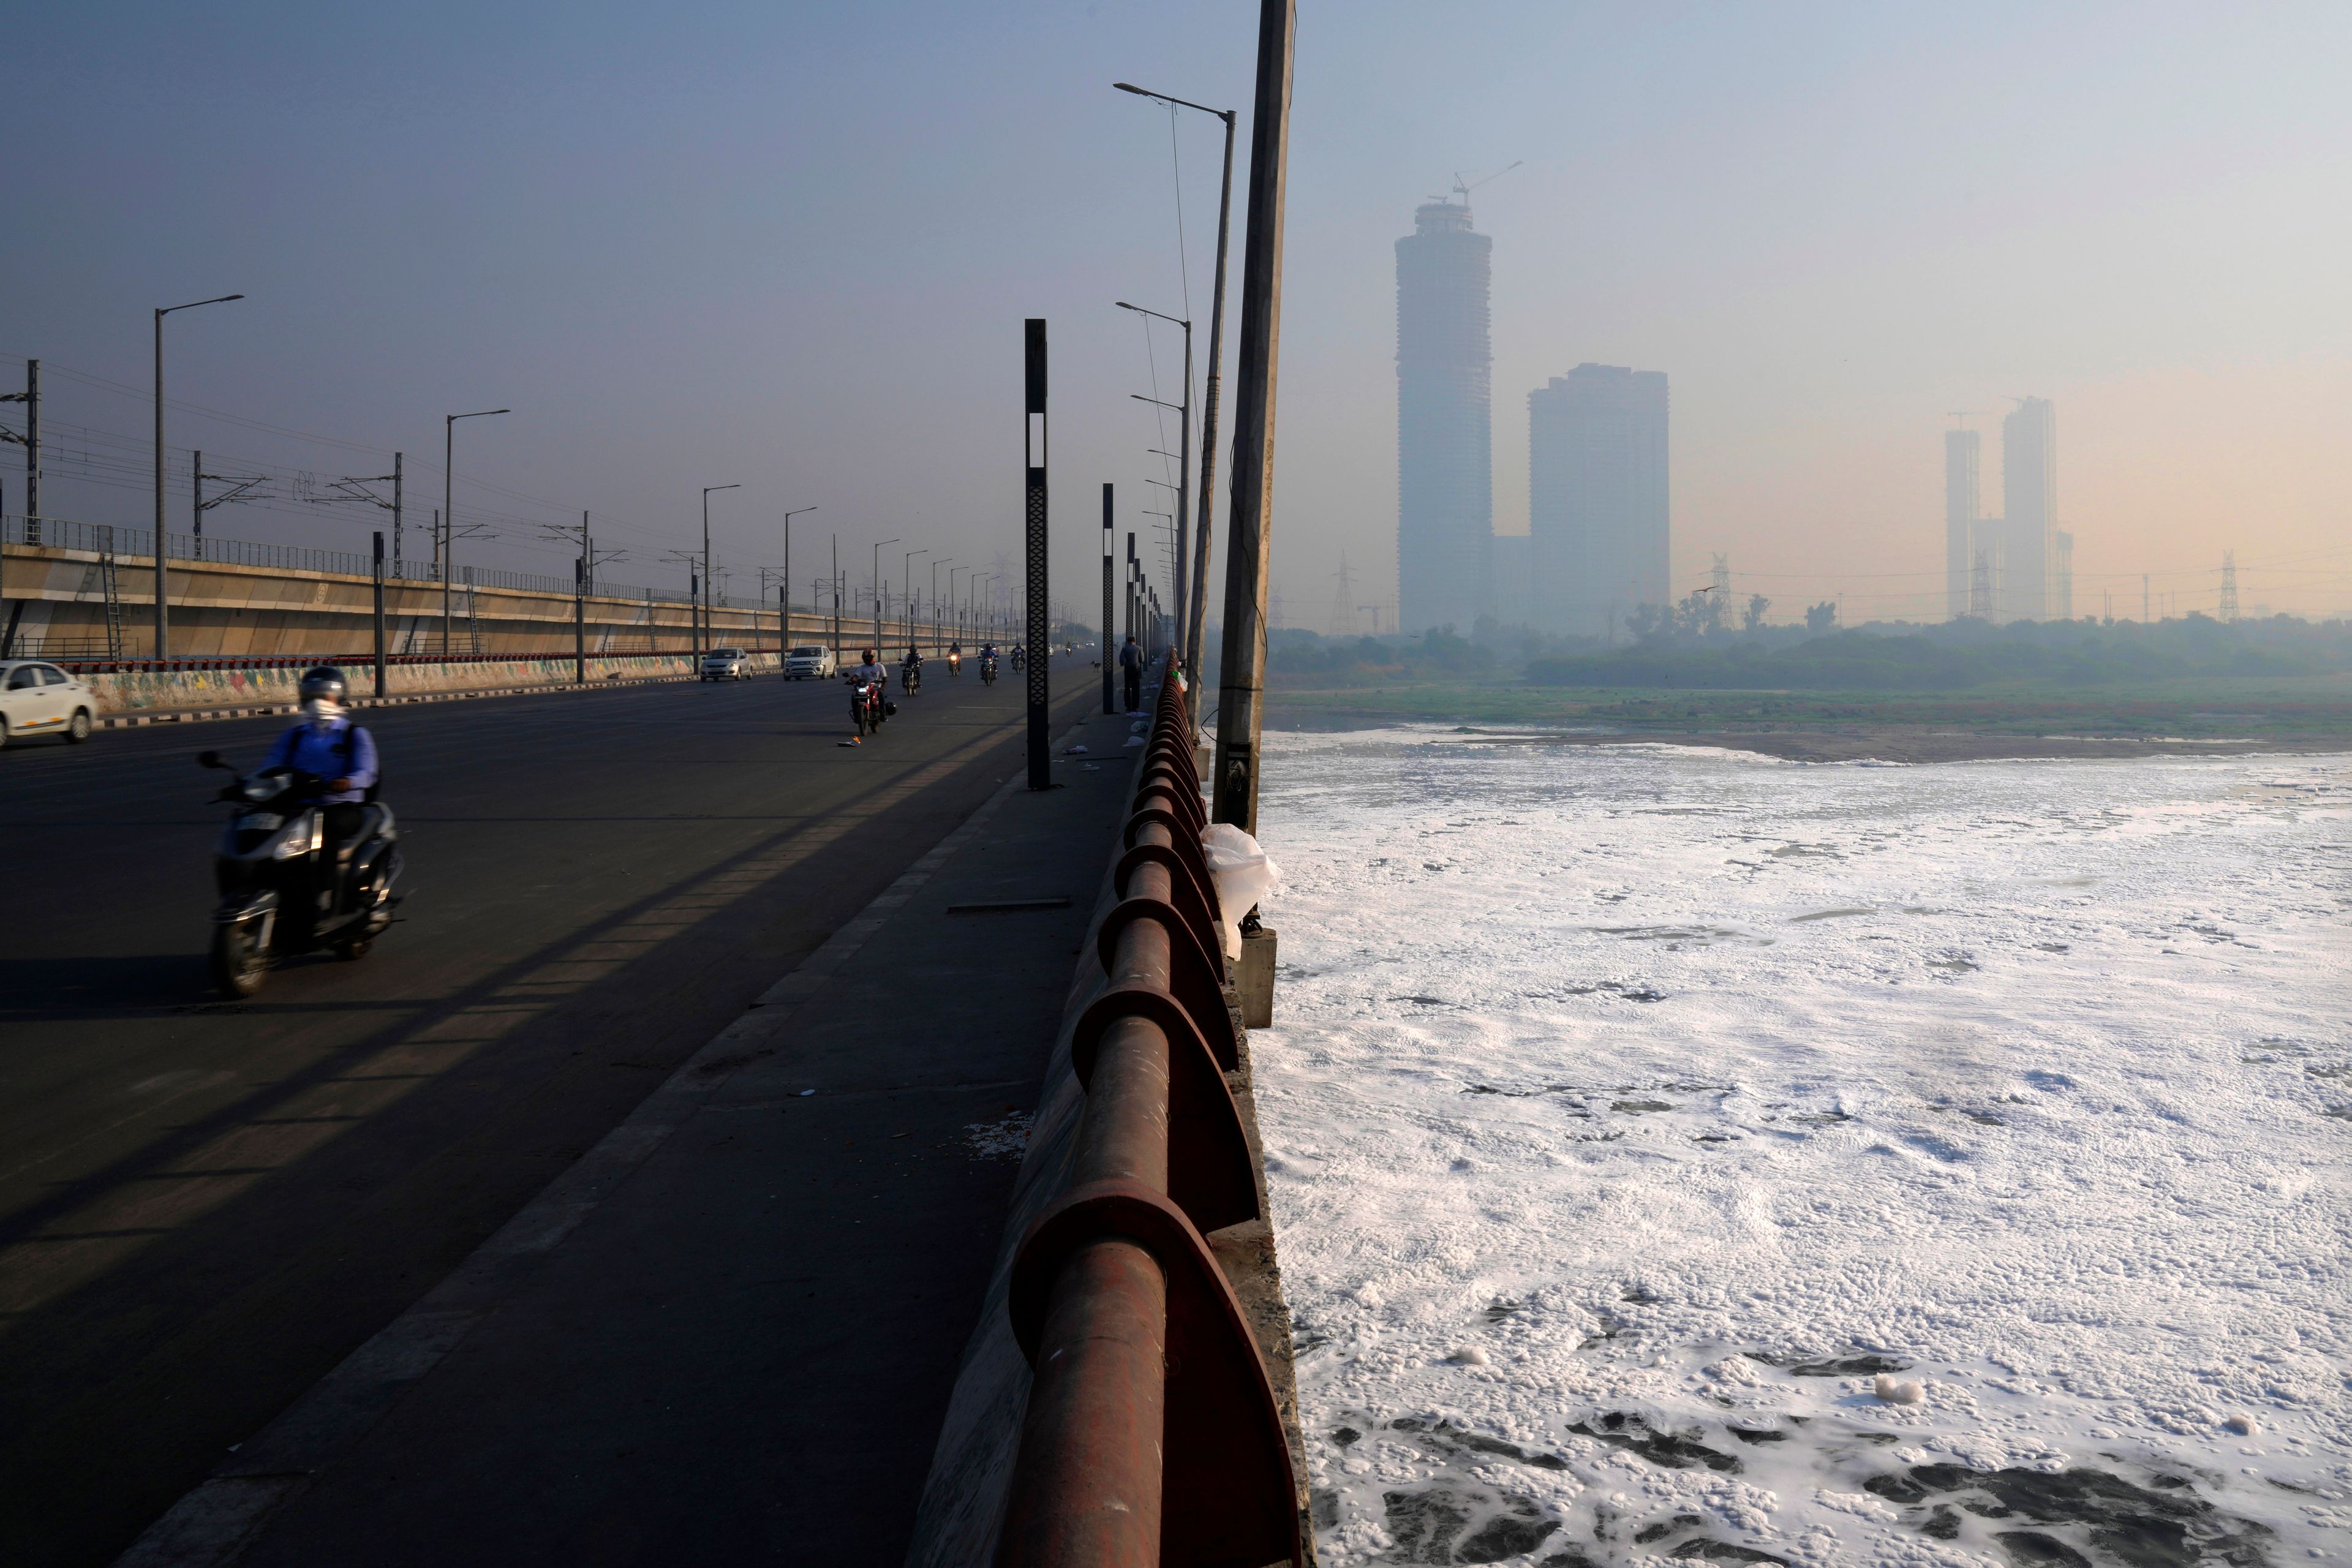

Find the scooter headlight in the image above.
[{"left": 270, "top": 822, "right": 315, "bottom": 859}]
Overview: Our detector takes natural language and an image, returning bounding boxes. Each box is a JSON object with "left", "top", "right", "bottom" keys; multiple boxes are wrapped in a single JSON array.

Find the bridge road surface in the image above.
[{"left": 0, "top": 658, "right": 1097, "bottom": 1567}]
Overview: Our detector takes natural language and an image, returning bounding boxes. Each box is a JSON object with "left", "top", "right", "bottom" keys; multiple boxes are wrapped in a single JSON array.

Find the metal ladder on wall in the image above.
[
  {"left": 100, "top": 549, "right": 124, "bottom": 658},
  {"left": 74, "top": 527, "right": 127, "bottom": 659}
]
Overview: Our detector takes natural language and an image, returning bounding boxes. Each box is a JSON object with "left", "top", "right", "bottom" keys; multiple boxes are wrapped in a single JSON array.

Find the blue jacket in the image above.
[{"left": 263, "top": 715, "right": 379, "bottom": 803}]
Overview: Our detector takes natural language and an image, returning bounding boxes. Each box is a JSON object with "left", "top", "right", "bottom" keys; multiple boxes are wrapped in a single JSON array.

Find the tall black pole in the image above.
[
  {"left": 1213, "top": 0, "right": 1296, "bottom": 833},
  {"left": 22, "top": 358, "right": 39, "bottom": 543},
  {"left": 1101, "top": 483, "right": 1115, "bottom": 714},
  {"left": 371, "top": 530, "right": 388, "bottom": 698},
  {"left": 443, "top": 417, "right": 453, "bottom": 657},
  {"left": 1023, "top": 318, "right": 1051, "bottom": 788},
  {"left": 575, "top": 513, "right": 587, "bottom": 685},
  {"left": 153, "top": 307, "right": 167, "bottom": 660}
]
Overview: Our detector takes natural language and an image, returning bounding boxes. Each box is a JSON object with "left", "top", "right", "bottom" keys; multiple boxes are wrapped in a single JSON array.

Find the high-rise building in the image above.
[
  {"left": 1528, "top": 363, "right": 1670, "bottom": 638},
  {"left": 2001, "top": 397, "right": 2055, "bottom": 621},
  {"left": 1395, "top": 200, "right": 1493, "bottom": 633},
  {"left": 1945, "top": 428, "right": 1980, "bottom": 620}
]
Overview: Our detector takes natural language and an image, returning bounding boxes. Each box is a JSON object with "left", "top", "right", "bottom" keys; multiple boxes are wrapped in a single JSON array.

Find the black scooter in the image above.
[{"left": 198, "top": 750, "right": 404, "bottom": 996}]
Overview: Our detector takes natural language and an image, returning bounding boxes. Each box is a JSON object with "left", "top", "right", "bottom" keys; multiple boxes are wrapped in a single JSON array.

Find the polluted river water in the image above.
[{"left": 1248, "top": 729, "right": 2350, "bottom": 1567}]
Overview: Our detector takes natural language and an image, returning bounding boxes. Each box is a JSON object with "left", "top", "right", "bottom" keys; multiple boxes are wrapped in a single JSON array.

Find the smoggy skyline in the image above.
[{"left": 7, "top": 1, "right": 2347, "bottom": 626}]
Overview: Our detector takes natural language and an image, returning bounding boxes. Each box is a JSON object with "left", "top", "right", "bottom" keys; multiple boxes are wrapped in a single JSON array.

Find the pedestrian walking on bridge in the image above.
[{"left": 1119, "top": 633, "right": 1142, "bottom": 713}]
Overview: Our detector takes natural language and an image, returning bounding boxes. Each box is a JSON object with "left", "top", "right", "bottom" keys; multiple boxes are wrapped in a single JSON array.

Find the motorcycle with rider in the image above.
[{"left": 200, "top": 666, "right": 403, "bottom": 995}]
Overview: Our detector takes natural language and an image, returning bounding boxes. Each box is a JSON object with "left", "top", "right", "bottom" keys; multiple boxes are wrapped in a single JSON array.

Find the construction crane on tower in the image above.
[{"left": 1430, "top": 161, "right": 1522, "bottom": 206}]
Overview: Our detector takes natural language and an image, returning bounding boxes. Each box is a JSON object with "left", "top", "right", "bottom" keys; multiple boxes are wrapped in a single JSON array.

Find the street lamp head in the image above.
[
  {"left": 450, "top": 407, "right": 510, "bottom": 422},
  {"left": 705, "top": 483, "right": 741, "bottom": 494},
  {"left": 162, "top": 293, "right": 246, "bottom": 315}
]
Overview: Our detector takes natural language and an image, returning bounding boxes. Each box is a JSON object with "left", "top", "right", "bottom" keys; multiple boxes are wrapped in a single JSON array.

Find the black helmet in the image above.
[{"left": 299, "top": 666, "right": 348, "bottom": 705}]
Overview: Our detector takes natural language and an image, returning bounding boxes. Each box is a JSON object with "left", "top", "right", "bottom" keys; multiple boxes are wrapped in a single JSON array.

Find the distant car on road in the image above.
[
  {"left": 0, "top": 660, "right": 98, "bottom": 749},
  {"left": 701, "top": 647, "right": 753, "bottom": 682},
  {"left": 783, "top": 645, "right": 836, "bottom": 680}
]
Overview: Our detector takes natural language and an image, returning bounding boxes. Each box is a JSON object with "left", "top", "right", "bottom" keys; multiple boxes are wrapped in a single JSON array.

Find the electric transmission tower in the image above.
[
  {"left": 1327, "top": 552, "right": 1357, "bottom": 636},
  {"left": 1969, "top": 550, "right": 1993, "bottom": 619},
  {"left": 2219, "top": 551, "right": 2239, "bottom": 622},
  {"left": 1711, "top": 553, "right": 1730, "bottom": 600}
]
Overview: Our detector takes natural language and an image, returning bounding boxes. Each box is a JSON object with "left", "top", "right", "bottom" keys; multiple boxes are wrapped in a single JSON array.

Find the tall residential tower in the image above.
[
  {"left": 1395, "top": 200, "right": 1493, "bottom": 632},
  {"left": 2000, "top": 396, "right": 2056, "bottom": 622},
  {"left": 1945, "top": 426, "right": 1980, "bottom": 620},
  {"left": 1528, "top": 364, "right": 1670, "bottom": 638}
]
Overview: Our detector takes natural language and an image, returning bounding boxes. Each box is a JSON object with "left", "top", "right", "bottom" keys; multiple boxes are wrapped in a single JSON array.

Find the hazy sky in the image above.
[{"left": 9, "top": 1, "right": 2348, "bottom": 625}]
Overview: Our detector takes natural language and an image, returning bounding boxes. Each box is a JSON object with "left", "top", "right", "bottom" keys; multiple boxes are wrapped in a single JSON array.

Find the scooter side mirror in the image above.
[{"left": 198, "top": 750, "right": 227, "bottom": 769}]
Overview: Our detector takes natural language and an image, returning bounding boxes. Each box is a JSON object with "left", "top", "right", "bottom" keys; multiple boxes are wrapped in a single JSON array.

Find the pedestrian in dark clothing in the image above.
[{"left": 1119, "top": 634, "right": 1143, "bottom": 712}]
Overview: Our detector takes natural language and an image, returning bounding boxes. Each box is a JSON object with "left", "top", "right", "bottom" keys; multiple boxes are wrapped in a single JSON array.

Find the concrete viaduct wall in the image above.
[{"left": 1, "top": 540, "right": 925, "bottom": 665}]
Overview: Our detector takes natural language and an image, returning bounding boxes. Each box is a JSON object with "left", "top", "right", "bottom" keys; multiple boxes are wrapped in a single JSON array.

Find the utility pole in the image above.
[
  {"left": 2143, "top": 574, "right": 2151, "bottom": 624},
  {"left": 0, "top": 360, "right": 40, "bottom": 544},
  {"left": 1023, "top": 317, "right": 1050, "bottom": 788},
  {"left": 1213, "top": 0, "right": 1297, "bottom": 832},
  {"left": 1101, "top": 483, "right": 1115, "bottom": 713},
  {"left": 831, "top": 535, "right": 841, "bottom": 658}
]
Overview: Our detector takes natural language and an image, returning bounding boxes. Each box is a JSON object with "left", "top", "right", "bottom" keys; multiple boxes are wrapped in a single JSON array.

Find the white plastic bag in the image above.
[{"left": 1199, "top": 823, "right": 1282, "bottom": 960}]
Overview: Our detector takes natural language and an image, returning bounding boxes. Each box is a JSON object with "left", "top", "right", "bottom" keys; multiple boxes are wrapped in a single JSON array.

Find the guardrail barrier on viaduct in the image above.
[{"left": 995, "top": 669, "right": 1303, "bottom": 1568}]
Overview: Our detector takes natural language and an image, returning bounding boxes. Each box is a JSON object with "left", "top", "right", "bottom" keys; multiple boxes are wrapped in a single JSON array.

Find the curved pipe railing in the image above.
[{"left": 996, "top": 668, "right": 1302, "bottom": 1568}]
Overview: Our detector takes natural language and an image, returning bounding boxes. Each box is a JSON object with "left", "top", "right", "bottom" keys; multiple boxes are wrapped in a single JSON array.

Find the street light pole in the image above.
[
  {"left": 443, "top": 407, "right": 510, "bottom": 658},
  {"left": 1118, "top": 304, "right": 1191, "bottom": 665},
  {"left": 1117, "top": 81, "right": 1238, "bottom": 674},
  {"left": 867, "top": 538, "right": 898, "bottom": 655},
  {"left": 932, "top": 559, "right": 954, "bottom": 652},
  {"left": 903, "top": 548, "right": 928, "bottom": 653},
  {"left": 153, "top": 293, "right": 243, "bottom": 658},
  {"left": 782, "top": 504, "right": 816, "bottom": 647},
  {"left": 702, "top": 484, "right": 740, "bottom": 656}
]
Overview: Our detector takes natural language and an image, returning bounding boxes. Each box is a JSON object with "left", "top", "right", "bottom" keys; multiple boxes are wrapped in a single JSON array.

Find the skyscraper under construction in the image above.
[{"left": 1395, "top": 200, "right": 1493, "bottom": 633}]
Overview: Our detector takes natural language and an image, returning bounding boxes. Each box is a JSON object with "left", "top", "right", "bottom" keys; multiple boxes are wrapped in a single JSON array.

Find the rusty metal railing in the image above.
[{"left": 996, "top": 667, "right": 1302, "bottom": 1568}]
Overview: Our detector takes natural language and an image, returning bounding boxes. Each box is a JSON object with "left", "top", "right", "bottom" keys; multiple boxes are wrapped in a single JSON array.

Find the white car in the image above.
[
  {"left": 782, "top": 645, "right": 837, "bottom": 680},
  {"left": 0, "top": 660, "right": 98, "bottom": 748},
  {"left": 701, "top": 646, "right": 753, "bottom": 681}
]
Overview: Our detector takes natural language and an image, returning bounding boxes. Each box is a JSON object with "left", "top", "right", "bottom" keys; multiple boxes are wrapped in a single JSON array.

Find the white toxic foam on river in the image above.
[{"left": 1250, "top": 730, "right": 2350, "bottom": 1567}]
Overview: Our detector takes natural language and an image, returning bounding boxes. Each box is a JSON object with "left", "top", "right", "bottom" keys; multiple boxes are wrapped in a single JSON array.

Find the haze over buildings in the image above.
[
  {"left": 1, "top": 7, "right": 2346, "bottom": 622},
  {"left": 1528, "top": 363, "right": 1670, "bottom": 638},
  {"left": 1393, "top": 200, "right": 1493, "bottom": 633},
  {"left": 1945, "top": 397, "right": 2064, "bottom": 622}
]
